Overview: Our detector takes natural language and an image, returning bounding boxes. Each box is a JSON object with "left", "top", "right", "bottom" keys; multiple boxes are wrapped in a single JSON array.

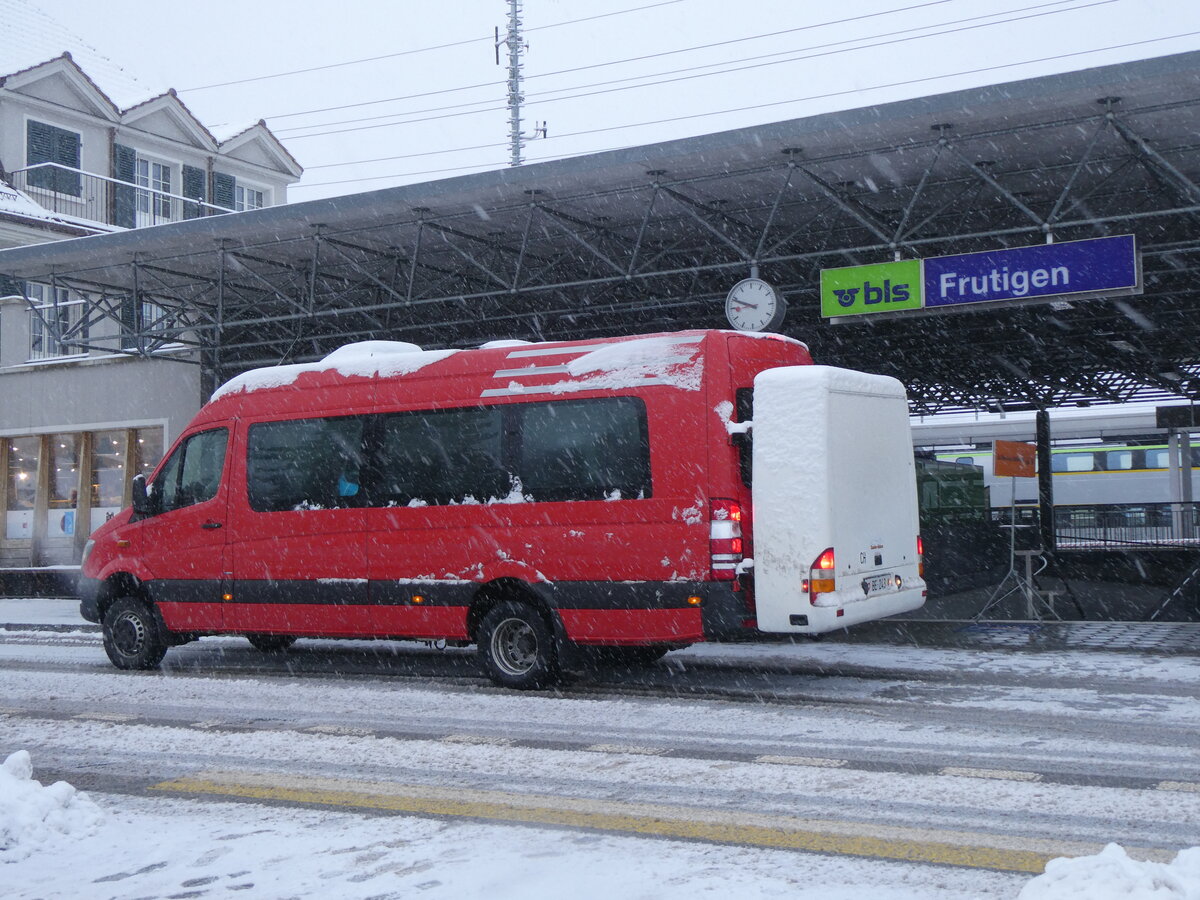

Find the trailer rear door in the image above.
[{"left": 751, "top": 366, "right": 926, "bottom": 634}]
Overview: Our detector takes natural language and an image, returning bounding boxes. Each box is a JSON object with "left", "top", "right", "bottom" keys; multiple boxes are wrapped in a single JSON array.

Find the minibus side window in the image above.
[
  {"left": 247, "top": 417, "right": 364, "bottom": 512},
  {"left": 370, "top": 407, "right": 507, "bottom": 506},
  {"left": 155, "top": 428, "right": 228, "bottom": 513},
  {"left": 736, "top": 388, "right": 753, "bottom": 488},
  {"left": 516, "top": 397, "right": 651, "bottom": 502}
]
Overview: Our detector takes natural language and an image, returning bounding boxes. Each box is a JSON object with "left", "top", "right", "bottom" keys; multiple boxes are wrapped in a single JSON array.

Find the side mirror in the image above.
[{"left": 131, "top": 473, "right": 152, "bottom": 516}]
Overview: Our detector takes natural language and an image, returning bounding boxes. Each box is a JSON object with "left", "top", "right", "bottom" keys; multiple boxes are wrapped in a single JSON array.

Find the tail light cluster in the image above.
[
  {"left": 802, "top": 547, "right": 836, "bottom": 604},
  {"left": 709, "top": 498, "right": 743, "bottom": 581},
  {"left": 917, "top": 535, "right": 925, "bottom": 577}
]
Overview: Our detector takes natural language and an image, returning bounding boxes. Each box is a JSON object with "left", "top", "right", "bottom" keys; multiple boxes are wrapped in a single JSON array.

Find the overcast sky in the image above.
[{"left": 29, "top": 0, "right": 1200, "bottom": 201}]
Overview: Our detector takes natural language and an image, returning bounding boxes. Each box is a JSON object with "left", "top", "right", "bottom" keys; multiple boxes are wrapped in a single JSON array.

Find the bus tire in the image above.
[
  {"left": 247, "top": 634, "right": 297, "bottom": 652},
  {"left": 102, "top": 596, "right": 169, "bottom": 670},
  {"left": 478, "top": 600, "right": 560, "bottom": 690}
]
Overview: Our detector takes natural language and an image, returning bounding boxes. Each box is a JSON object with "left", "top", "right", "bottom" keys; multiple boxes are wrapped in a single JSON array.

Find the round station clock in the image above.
[{"left": 725, "top": 277, "right": 786, "bottom": 332}]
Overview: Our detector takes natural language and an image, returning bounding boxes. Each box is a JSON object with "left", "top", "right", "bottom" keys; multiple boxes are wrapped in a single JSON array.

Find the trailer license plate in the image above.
[{"left": 862, "top": 574, "right": 892, "bottom": 595}]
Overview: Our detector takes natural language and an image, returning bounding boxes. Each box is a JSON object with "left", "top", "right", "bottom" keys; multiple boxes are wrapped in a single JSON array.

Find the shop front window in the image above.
[
  {"left": 91, "top": 430, "right": 127, "bottom": 523},
  {"left": 5, "top": 437, "right": 38, "bottom": 540}
]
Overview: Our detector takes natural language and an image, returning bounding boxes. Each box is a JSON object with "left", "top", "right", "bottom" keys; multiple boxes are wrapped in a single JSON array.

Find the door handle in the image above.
[{"left": 201, "top": 521, "right": 223, "bottom": 530}]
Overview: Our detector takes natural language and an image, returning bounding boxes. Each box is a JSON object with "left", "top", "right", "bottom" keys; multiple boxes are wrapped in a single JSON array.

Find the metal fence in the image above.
[
  {"left": 10, "top": 163, "right": 230, "bottom": 228},
  {"left": 994, "top": 503, "right": 1200, "bottom": 548}
]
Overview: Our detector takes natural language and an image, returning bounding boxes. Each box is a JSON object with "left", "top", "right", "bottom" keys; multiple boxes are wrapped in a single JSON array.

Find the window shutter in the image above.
[
  {"left": 182, "top": 165, "right": 207, "bottom": 219},
  {"left": 213, "top": 172, "right": 235, "bottom": 212},
  {"left": 112, "top": 143, "right": 137, "bottom": 229},
  {"left": 119, "top": 293, "right": 138, "bottom": 351},
  {"left": 27, "top": 120, "right": 57, "bottom": 192},
  {"left": 0, "top": 275, "right": 22, "bottom": 298},
  {"left": 26, "top": 121, "right": 82, "bottom": 196}
]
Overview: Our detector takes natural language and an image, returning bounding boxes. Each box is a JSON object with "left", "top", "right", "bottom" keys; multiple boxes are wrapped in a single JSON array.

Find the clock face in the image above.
[{"left": 725, "top": 278, "right": 786, "bottom": 332}]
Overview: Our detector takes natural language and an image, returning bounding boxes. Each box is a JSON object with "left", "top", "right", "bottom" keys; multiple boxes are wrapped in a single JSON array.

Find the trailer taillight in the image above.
[
  {"left": 802, "top": 547, "right": 836, "bottom": 603},
  {"left": 917, "top": 535, "right": 925, "bottom": 577},
  {"left": 709, "top": 498, "right": 744, "bottom": 581}
]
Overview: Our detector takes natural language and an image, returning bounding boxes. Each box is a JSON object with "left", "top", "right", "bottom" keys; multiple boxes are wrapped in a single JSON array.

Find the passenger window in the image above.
[
  {"left": 1145, "top": 449, "right": 1168, "bottom": 469},
  {"left": 1051, "top": 452, "right": 1095, "bottom": 473},
  {"left": 954, "top": 456, "right": 975, "bottom": 466},
  {"left": 154, "top": 428, "right": 228, "bottom": 513},
  {"left": 1106, "top": 450, "right": 1133, "bottom": 471},
  {"left": 370, "top": 407, "right": 508, "bottom": 506},
  {"left": 517, "top": 398, "right": 651, "bottom": 502},
  {"left": 247, "top": 417, "right": 364, "bottom": 512}
]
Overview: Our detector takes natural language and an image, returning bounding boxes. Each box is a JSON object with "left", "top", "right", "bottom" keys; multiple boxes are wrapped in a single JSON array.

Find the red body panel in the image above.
[{"left": 558, "top": 608, "right": 705, "bottom": 645}]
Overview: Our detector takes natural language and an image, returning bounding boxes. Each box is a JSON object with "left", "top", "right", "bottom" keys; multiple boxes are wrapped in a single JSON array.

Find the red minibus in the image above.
[{"left": 79, "top": 330, "right": 925, "bottom": 688}]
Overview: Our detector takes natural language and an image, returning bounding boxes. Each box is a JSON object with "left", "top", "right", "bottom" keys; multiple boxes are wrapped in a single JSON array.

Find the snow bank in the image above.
[
  {"left": 211, "top": 341, "right": 457, "bottom": 399},
  {"left": 1020, "top": 844, "right": 1200, "bottom": 899},
  {"left": 0, "top": 751, "right": 103, "bottom": 862}
]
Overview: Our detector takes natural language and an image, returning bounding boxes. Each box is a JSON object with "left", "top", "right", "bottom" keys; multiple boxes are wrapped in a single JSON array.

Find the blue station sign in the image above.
[
  {"left": 923, "top": 235, "right": 1139, "bottom": 309},
  {"left": 820, "top": 234, "right": 1140, "bottom": 320}
]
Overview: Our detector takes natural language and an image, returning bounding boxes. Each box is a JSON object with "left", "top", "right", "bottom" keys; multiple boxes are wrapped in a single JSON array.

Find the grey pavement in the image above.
[{"left": 4, "top": 595, "right": 1200, "bottom": 655}]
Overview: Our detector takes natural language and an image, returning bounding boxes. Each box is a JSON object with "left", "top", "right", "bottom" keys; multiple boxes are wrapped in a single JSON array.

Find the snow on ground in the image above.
[
  {"left": 0, "top": 751, "right": 102, "bottom": 862},
  {"left": 1019, "top": 844, "right": 1200, "bottom": 899},
  {"left": 3, "top": 750, "right": 1197, "bottom": 899},
  {"left": 0, "top": 751, "right": 1025, "bottom": 900}
]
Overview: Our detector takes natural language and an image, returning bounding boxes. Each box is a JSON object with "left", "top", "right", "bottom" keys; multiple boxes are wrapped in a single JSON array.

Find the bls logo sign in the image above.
[
  {"left": 820, "top": 259, "right": 923, "bottom": 318},
  {"left": 863, "top": 280, "right": 911, "bottom": 304},
  {"left": 833, "top": 287, "right": 858, "bottom": 308},
  {"left": 832, "top": 281, "right": 911, "bottom": 308}
]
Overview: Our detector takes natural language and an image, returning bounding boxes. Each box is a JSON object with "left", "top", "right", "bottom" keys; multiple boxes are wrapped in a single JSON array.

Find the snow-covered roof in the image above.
[{"left": 0, "top": 1, "right": 165, "bottom": 109}]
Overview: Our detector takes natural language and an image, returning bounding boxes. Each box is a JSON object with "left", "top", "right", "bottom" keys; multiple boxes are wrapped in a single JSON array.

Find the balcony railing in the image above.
[{"left": 9, "top": 163, "right": 233, "bottom": 229}]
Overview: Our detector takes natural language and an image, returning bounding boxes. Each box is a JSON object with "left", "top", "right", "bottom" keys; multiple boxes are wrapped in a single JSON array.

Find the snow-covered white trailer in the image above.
[{"left": 752, "top": 366, "right": 927, "bottom": 633}]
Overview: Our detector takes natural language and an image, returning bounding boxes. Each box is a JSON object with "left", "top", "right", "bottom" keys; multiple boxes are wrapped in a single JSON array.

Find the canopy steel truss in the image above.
[{"left": 6, "top": 51, "right": 1200, "bottom": 415}]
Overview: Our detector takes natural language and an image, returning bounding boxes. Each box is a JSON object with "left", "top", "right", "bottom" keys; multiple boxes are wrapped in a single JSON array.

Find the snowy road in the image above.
[{"left": 3, "top": 629, "right": 1200, "bottom": 898}]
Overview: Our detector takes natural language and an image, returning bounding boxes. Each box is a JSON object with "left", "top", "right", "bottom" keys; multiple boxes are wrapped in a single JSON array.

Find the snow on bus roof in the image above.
[
  {"left": 211, "top": 330, "right": 795, "bottom": 402},
  {"left": 211, "top": 341, "right": 457, "bottom": 400}
]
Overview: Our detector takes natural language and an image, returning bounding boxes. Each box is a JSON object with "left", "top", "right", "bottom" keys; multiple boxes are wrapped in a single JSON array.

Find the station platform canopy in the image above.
[{"left": 3, "top": 50, "right": 1200, "bottom": 416}]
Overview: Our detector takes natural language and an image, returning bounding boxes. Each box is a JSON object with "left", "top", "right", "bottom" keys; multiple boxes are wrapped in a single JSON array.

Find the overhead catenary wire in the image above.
[
  {"left": 289, "top": 29, "right": 1200, "bottom": 191},
  {"left": 177, "top": 0, "right": 691, "bottom": 93},
  {"left": 282, "top": 0, "right": 1123, "bottom": 146},
  {"left": 262, "top": 0, "right": 967, "bottom": 123}
]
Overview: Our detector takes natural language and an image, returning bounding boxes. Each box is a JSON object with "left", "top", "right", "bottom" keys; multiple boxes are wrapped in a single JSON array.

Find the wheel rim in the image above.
[
  {"left": 111, "top": 611, "right": 146, "bottom": 657},
  {"left": 489, "top": 616, "right": 538, "bottom": 676}
]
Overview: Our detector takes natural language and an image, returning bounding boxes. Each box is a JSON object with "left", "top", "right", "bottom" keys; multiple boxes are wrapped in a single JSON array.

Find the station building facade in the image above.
[{"left": 0, "top": 54, "right": 302, "bottom": 567}]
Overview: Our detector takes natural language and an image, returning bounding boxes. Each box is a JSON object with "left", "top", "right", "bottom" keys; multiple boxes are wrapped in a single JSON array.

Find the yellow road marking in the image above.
[
  {"left": 1158, "top": 780, "right": 1200, "bottom": 793},
  {"left": 756, "top": 754, "right": 848, "bottom": 768},
  {"left": 940, "top": 766, "right": 1043, "bottom": 783},
  {"left": 583, "top": 744, "right": 666, "bottom": 756},
  {"left": 149, "top": 771, "right": 1170, "bottom": 874}
]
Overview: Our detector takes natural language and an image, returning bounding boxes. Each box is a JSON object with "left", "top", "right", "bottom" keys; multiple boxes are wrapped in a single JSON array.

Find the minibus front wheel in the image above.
[
  {"left": 102, "top": 597, "right": 169, "bottom": 670},
  {"left": 478, "top": 600, "right": 560, "bottom": 690}
]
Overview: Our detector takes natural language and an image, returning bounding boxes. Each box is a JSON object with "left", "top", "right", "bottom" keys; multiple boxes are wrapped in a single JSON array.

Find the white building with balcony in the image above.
[{"left": 0, "top": 53, "right": 302, "bottom": 570}]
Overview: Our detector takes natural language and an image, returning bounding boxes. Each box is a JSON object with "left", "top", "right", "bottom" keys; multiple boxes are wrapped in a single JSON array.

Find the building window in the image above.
[
  {"left": 5, "top": 437, "right": 39, "bottom": 540},
  {"left": 120, "top": 295, "right": 179, "bottom": 351},
  {"left": 90, "top": 430, "right": 127, "bottom": 511},
  {"left": 26, "top": 120, "right": 82, "bottom": 196},
  {"left": 134, "top": 427, "right": 164, "bottom": 482},
  {"left": 27, "top": 283, "right": 86, "bottom": 360},
  {"left": 136, "top": 157, "right": 174, "bottom": 225},
  {"left": 235, "top": 184, "right": 265, "bottom": 211}
]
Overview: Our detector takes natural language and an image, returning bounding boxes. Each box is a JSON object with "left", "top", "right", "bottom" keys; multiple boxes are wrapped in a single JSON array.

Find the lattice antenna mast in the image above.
[{"left": 496, "top": 0, "right": 528, "bottom": 166}]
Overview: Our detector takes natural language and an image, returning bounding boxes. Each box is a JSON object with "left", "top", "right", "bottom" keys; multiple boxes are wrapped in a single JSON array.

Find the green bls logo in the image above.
[{"left": 820, "top": 259, "right": 924, "bottom": 318}]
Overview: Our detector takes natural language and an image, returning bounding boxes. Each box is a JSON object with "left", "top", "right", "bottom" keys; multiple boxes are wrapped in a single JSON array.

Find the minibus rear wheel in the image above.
[
  {"left": 247, "top": 634, "right": 297, "bottom": 653},
  {"left": 102, "top": 597, "right": 168, "bottom": 670},
  {"left": 478, "top": 600, "right": 560, "bottom": 690}
]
